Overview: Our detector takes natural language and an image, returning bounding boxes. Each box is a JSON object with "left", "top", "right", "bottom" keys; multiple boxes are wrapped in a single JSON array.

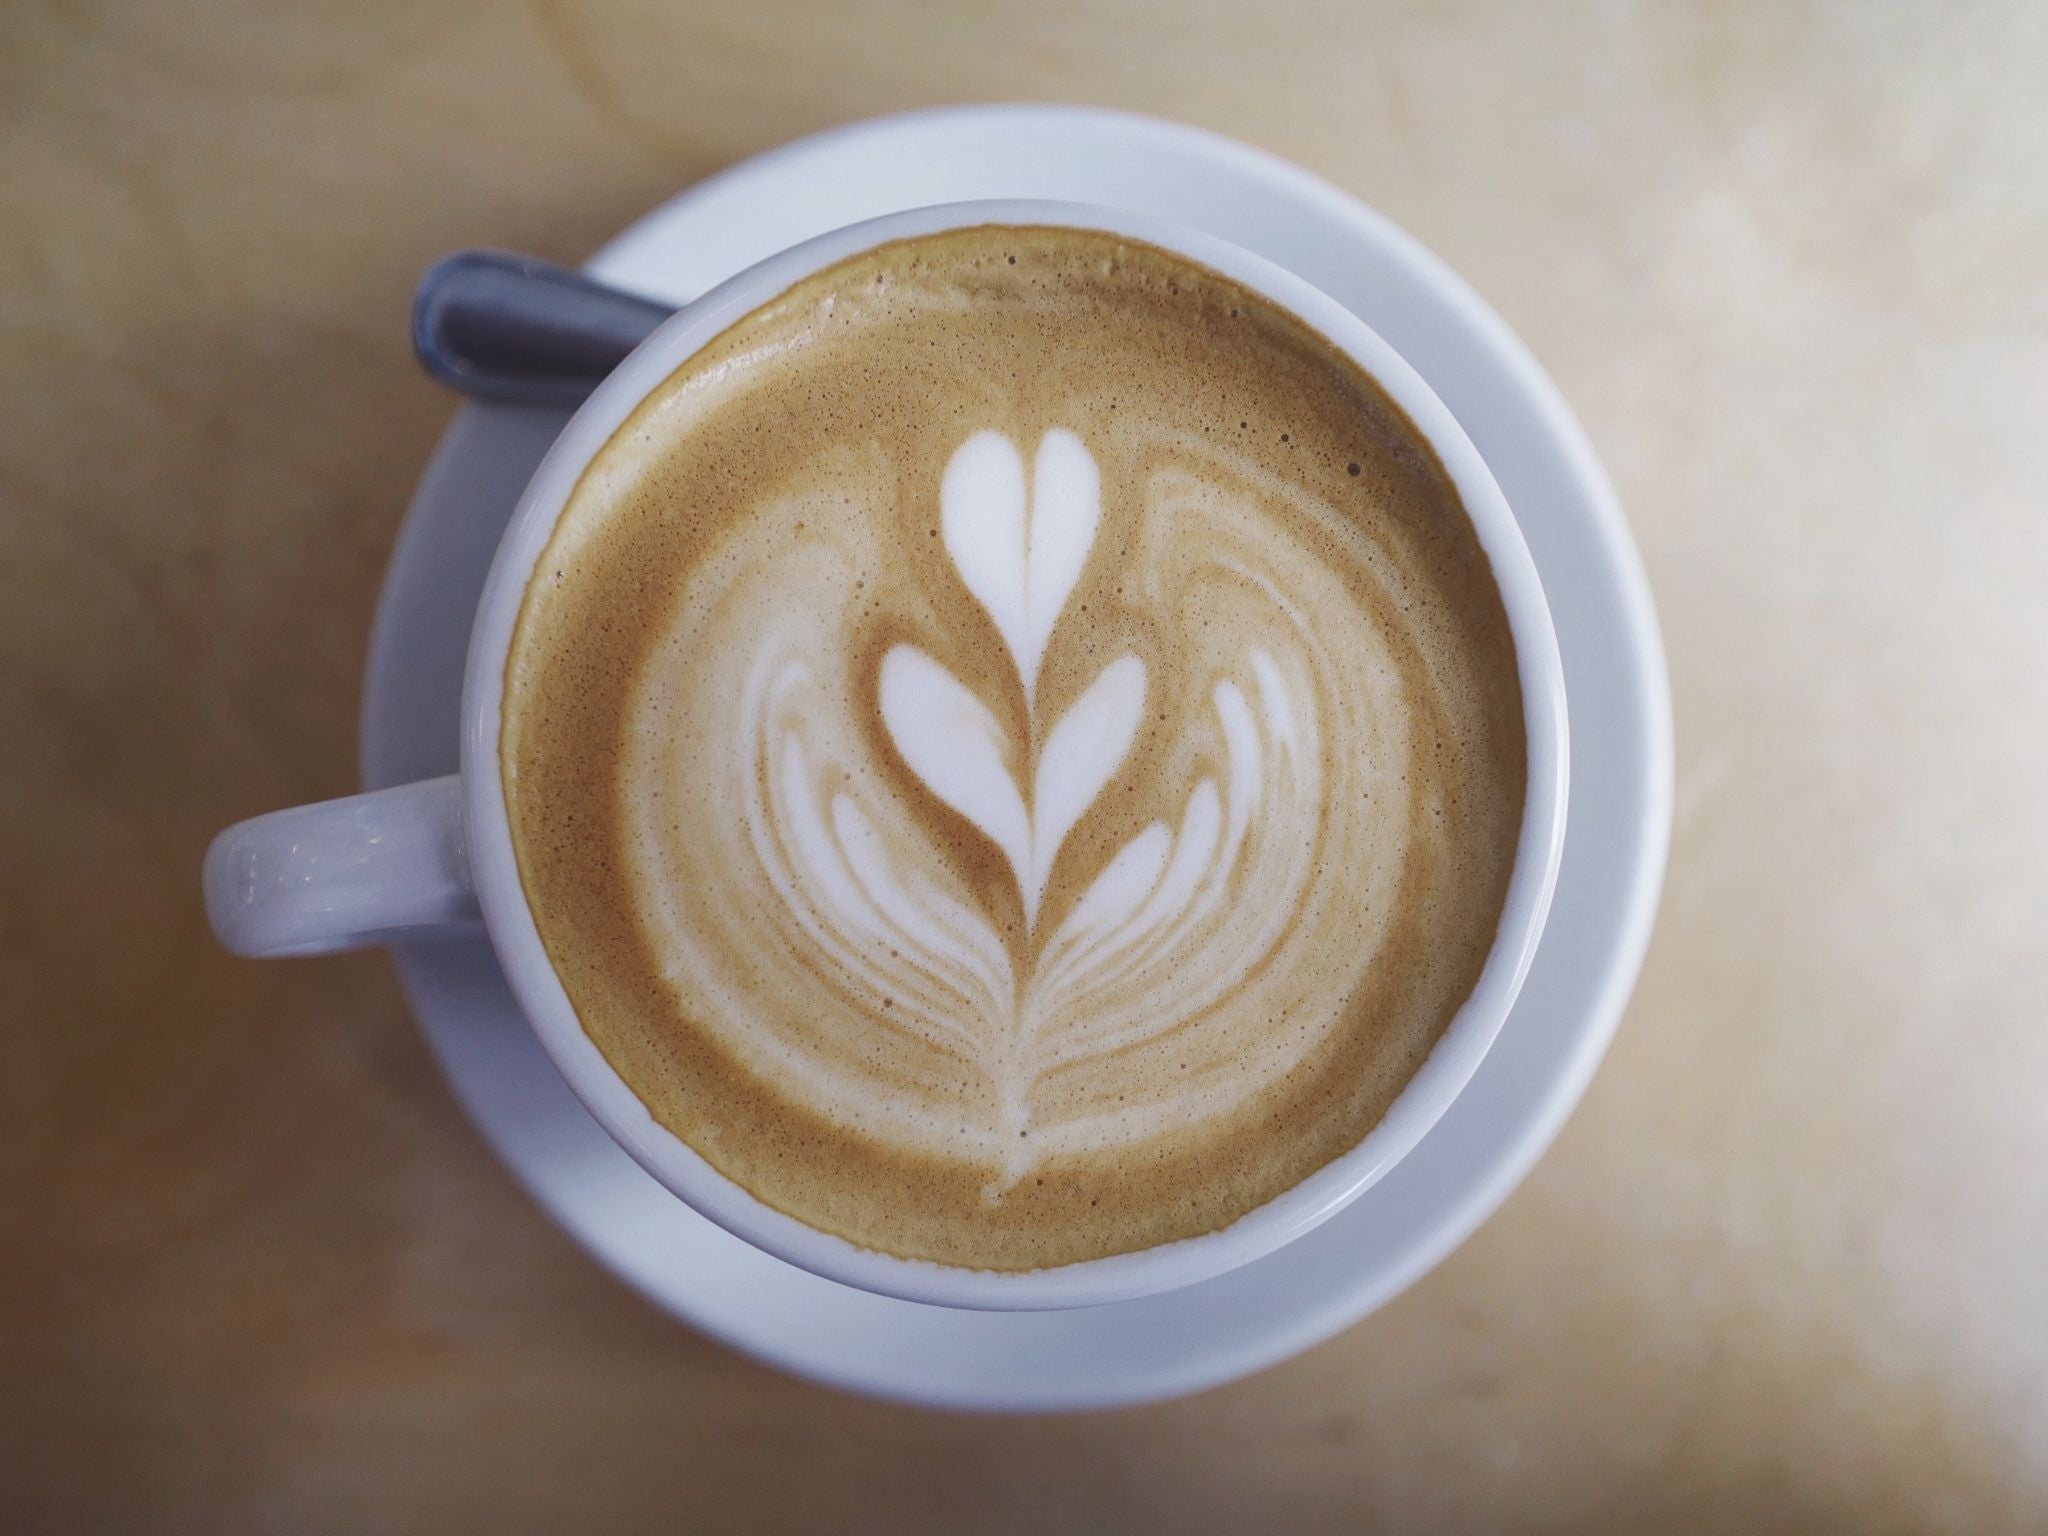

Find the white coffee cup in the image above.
[{"left": 205, "top": 200, "right": 1568, "bottom": 1311}]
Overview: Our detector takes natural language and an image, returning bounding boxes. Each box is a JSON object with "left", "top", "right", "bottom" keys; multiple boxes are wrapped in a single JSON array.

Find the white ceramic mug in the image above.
[{"left": 205, "top": 199, "right": 1569, "bottom": 1311}]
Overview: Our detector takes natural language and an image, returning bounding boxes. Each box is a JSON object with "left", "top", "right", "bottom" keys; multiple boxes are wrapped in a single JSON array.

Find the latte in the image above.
[{"left": 501, "top": 225, "right": 1526, "bottom": 1269}]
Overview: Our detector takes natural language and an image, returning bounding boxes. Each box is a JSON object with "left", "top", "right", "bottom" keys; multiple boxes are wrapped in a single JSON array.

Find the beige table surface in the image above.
[{"left": 5, "top": 1, "right": 2046, "bottom": 1530}]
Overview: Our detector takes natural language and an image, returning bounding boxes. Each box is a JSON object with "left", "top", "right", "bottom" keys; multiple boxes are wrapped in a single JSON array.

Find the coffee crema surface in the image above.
[{"left": 501, "top": 226, "right": 1526, "bottom": 1270}]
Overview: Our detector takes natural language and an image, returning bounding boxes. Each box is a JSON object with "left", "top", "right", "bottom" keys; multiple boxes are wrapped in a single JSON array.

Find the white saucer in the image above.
[{"left": 361, "top": 105, "right": 1672, "bottom": 1412}]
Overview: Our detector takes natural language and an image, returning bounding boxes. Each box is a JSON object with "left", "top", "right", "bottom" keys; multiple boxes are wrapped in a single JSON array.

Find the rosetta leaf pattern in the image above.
[
  {"left": 880, "top": 430, "right": 1143, "bottom": 930},
  {"left": 735, "top": 428, "right": 1325, "bottom": 1177}
]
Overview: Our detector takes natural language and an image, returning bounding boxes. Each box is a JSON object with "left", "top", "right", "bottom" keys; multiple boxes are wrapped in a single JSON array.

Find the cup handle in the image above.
[{"left": 203, "top": 775, "right": 480, "bottom": 957}]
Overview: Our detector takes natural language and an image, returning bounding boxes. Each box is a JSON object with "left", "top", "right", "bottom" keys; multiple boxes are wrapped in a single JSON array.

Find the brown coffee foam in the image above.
[{"left": 502, "top": 226, "right": 1525, "bottom": 1269}]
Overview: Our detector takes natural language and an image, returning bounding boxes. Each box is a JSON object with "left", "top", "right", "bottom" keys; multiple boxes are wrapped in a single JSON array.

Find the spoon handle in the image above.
[{"left": 410, "top": 250, "right": 677, "bottom": 407}]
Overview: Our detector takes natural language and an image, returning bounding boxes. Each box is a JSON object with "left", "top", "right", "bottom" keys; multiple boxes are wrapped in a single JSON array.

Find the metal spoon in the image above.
[{"left": 410, "top": 250, "right": 677, "bottom": 407}]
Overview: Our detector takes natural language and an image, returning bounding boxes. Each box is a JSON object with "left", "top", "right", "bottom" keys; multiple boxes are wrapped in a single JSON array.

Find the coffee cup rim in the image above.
[{"left": 458, "top": 199, "right": 1568, "bottom": 1311}]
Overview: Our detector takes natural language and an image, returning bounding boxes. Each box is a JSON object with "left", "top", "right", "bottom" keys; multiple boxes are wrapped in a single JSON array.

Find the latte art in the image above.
[
  {"left": 503, "top": 226, "right": 1526, "bottom": 1268},
  {"left": 894, "top": 427, "right": 1128, "bottom": 930},
  {"left": 646, "top": 423, "right": 1353, "bottom": 1188}
]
